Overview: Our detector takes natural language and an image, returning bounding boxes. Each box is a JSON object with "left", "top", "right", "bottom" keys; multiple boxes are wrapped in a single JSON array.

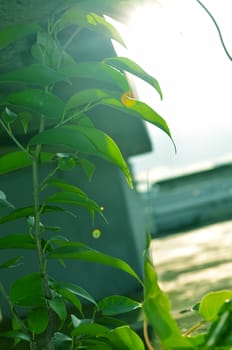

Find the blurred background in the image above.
[{"left": 113, "top": 0, "right": 232, "bottom": 330}]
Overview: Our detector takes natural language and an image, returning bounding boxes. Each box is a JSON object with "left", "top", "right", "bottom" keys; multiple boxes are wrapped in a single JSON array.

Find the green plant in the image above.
[
  {"left": 0, "top": 1, "right": 172, "bottom": 349},
  {"left": 0, "top": 1, "right": 232, "bottom": 350}
]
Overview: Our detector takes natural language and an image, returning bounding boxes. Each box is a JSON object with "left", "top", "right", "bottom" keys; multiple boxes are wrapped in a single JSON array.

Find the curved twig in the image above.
[
  {"left": 143, "top": 319, "right": 155, "bottom": 350},
  {"left": 195, "top": 0, "right": 232, "bottom": 61}
]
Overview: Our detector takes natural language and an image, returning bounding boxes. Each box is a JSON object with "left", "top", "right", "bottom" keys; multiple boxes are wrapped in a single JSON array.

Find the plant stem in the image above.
[
  {"left": 33, "top": 117, "right": 45, "bottom": 273},
  {"left": 195, "top": 0, "right": 232, "bottom": 61},
  {"left": 32, "top": 116, "right": 55, "bottom": 350},
  {"left": 143, "top": 318, "right": 155, "bottom": 350},
  {"left": 183, "top": 320, "right": 205, "bottom": 336},
  {"left": 0, "top": 120, "right": 28, "bottom": 154}
]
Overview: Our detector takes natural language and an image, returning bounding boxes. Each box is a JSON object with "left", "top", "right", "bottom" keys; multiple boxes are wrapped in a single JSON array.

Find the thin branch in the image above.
[
  {"left": 0, "top": 119, "right": 29, "bottom": 154},
  {"left": 195, "top": 0, "right": 232, "bottom": 61},
  {"left": 143, "top": 318, "right": 155, "bottom": 350}
]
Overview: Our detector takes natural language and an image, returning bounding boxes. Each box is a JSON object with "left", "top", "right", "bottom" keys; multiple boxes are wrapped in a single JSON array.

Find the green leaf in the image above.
[
  {"left": 53, "top": 332, "right": 72, "bottom": 348},
  {"left": 65, "top": 88, "right": 118, "bottom": 110},
  {"left": 46, "top": 192, "right": 102, "bottom": 217},
  {"left": 0, "top": 256, "right": 22, "bottom": 269},
  {"left": 104, "top": 57, "right": 163, "bottom": 99},
  {"left": 44, "top": 183, "right": 102, "bottom": 220},
  {"left": 98, "top": 295, "right": 141, "bottom": 316},
  {"left": 205, "top": 300, "right": 232, "bottom": 347},
  {"left": 99, "top": 95, "right": 175, "bottom": 150},
  {"left": 48, "top": 298, "right": 67, "bottom": 323},
  {"left": 0, "top": 234, "right": 35, "bottom": 249},
  {"left": 66, "top": 89, "right": 174, "bottom": 150},
  {"left": 0, "top": 151, "right": 54, "bottom": 175},
  {"left": 2, "top": 107, "right": 18, "bottom": 124},
  {"left": 0, "top": 190, "right": 14, "bottom": 209},
  {"left": 26, "top": 307, "right": 49, "bottom": 334},
  {"left": 47, "top": 242, "right": 142, "bottom": 285},
  {"left": 199, "top": 290, "right": 232, "bottom": 321},
  {"left": 0, "top": 205, "right": 63, "bottom": 225},
  {"left": 0, "top": 330, "right": 30, "bottom": 342},
  {"left": 10, "top": 272, "right": 45, "bottom": 307},
  {"left": 57, "top": 288, "right": 82, "bottom": 314},
  {"left": 72, "top": 322, "right": 109, "bottom": 337},
  {"left": 53, "top": 282, "right": 97, "bottom": 306},
  {"left": 29, "top": 125, "right": 133, "bottom": 188},
  {"left": 57, "top": 153, "right": 76, "bottom": 171},
  {"left": 58, "top": 8, "right": 126, "bottom": 47},
  {"left": 105, "top": 326, "right": 145, "bottom": 350},
  {"left": 46, "top": 178, "right": 87, "bottom": 197},
  {"left": 60, "top": 62, "right": 129, "bottom": 92},
  {"left": 0, "top": 23, "right": 40, "bottom": 49},
  {"left": 31, "top": 31, "right": 75, "bottom": 68},
  {"left": 3, "top": 89, "right": 65, "bottom": 119},
  {"left": 76, "top": 157, "right": 95, "bottom": 181},
  {"left": 0, "top": 64, "right": 68, "bottom": 86},
  {"left": 143, "top": 256, "right": 193, "bottom": 349},
  {"left": 18, "top": 111, "right": 32, "bottom": 134}
]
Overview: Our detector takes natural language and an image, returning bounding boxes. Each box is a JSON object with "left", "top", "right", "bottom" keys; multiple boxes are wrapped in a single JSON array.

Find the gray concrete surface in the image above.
[{"left": 151, "top": 220, "right": 232, "bottom": 331}]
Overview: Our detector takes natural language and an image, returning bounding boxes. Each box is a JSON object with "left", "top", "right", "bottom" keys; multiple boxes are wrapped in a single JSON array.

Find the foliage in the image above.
[{"left": 0, "top": 1, "right": 231, "bottom": 349}]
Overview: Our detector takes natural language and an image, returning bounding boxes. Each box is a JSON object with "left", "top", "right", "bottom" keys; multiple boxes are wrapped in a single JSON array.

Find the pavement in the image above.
[{"left": 150, "top": 220, "right": 232, "bottom": 332}]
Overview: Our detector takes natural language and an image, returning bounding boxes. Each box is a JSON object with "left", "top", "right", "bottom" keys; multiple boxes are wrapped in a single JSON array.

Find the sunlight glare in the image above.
[{"left": 109, "top": 1, "right": 232, "bottom": 178}]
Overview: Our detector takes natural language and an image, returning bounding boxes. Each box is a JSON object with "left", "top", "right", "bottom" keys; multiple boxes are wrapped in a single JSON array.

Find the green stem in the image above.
[
  {"left": 183, "top": 320, "right": 205, "bottom": 336},
  {"left": 196, "top": 0, "right": 232, "bottom": 61},
  {"left": 56, "top": 27, "right": 82, "bottom": 69},
  {"left": 0, "top": 120, "right": 28, "bottom": 154},
  {"left": 32, "top": 116, "right": 55, "bottom": 350}
]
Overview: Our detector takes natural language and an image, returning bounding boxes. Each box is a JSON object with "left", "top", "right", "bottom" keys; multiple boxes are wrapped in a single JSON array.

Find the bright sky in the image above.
[{"left": 113, "top": 0, "right": 232, "bottom": 186}]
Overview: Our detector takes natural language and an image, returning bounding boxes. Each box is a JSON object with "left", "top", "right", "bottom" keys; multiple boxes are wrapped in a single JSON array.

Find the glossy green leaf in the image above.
[
  {"left": 105, "top": 326, "right": 144, "bottom": 350},
  {"left": 58, "top": 288, "right": 82, "bottom": 314},
  {"left": 0, "top": 151, "right": 54, "bottom": 175},
  {"left": 31, "top": 31, "right": 75, "bottom": 68},
  {"left": 0, "top": 256, "right": 22, "bottom": 269},
  {"left": 29, "top": 125, "right": 133, "bottom": 188},
  {"left": 66, "top": 88, "right": 174, "bottom": 150},
  {"left": 76, "top": 157, "right": 95, "bottom": 181},
  {"left": 18, "top": 111, "right": 32, "bottom": 134},
  {"left": 65, "top": 88, "right": 118, "bottom": 110},
  {"left": 26, "top": 307, "right": 49, "bottom": 334},
  {"left": 104, "top": 57, "right": 162, "bottom": 99},
  {"left": 72, "top": 322, "right": 109, "bottom": 337},
  {"left": 0, "top": 234, "right": 35, "bottom": 249},
  {"left": 143, "top": 256, "right": 193, "bottom": 349},
  {"left": 53, "top": 332, "right": 72, "bottom": 348},
  {"left": 0, "top": 330, "right": 30, "bottom": 342},
  {"left": 199, "top": 290, "right": 232, "bottom": 321},
  {"left": 10, "top": 272, "right": 45, "bottom": 307},
  {"left": 3, "top": 89, "right": 65, "bottom": 119},
  {"left": 0, "top": 205, "right": 63, "bottom": 225},
  {"left": 61, "top": 62, "right": 129, "bottom": 92},
  {"left": 205, "top": 300, "right": 232, "bottom": 347},
  {"left": 47, "top": 242, "right": 142, "bottom": 285},
  {"left": 48, "top": 298, "right": 67, "bottom": 324},
  {"left": 46, "top": 192, "right": 102, "bottom": 216},
  {"left": 46, "top": 178, "right": 87, "bottom": 197},
  {"left": 53, "top": 282, "right": 97, "bottom": 306},
  {"left": 98, "top": 95, "right": 175, "bottom": 150},
  {"left": 0, "top": 64, "right": 68, "bottom": 86},
  {"left": 57, "top": 155, "right": 76, "bottom": 171},
  {"left": 2, "top": 107, "right": 18, "bottom": 124},
  {"left": 58, "top": 9, "right": 125, "bottom": 47},
  {"left": 0, "top": 190, "right": 14, "bottom": 209},
  {"left": 98, "top": 295, "right": 141, "bottom": 316},
  {"left": 0, "top": 23, "right": 40, "bottom": 49}
]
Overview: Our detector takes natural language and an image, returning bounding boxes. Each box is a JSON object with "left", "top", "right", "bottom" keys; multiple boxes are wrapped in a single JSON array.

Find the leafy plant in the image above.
[
  {"left": 0, "top": 1, "right": 231, "bottom": 350},
  {"left": 0, "top": 1, "right": 172, "bottom": 349}
]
